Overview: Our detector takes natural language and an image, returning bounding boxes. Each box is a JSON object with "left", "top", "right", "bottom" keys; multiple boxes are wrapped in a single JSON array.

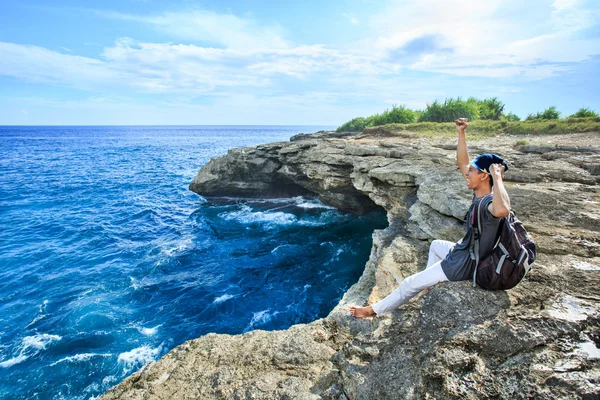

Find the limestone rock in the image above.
[
  {"left": 374, "top": 236, "right": 420, "bottom": 298},
  {"left": 104, "top": 131, "right": 600, "bottom": 399},
  {"left": 407, "top": 200, "right": 464, "bottom": 242}
]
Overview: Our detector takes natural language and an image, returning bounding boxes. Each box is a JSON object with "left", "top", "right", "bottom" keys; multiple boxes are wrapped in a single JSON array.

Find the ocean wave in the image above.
[
  {"left": 270, "top": 244, "right": 302, "bottom": 255},
  {"left": 244, "top": 309, "right": 280, "bottom": 332},
  {"left": 220, "top": 205, "right": 298, "bottom": 227},
  {"left": 25, "top": 299, "right": 49, "bottom": 328},
  {"left": 22, "top": 333, "right": 62, "bottom": 350},
  {"left": 291, "top": 197, "right": 335, "bottom": 210},
  {"left": 136, "top": 325, "right": 162, "bottom": 336},
  {"left": 158, "top": 238, "right": 194, "bottom": 258},
  {"left": 0, "top": 333, "right": 62, "bottom": 368},
  {"left": 213, "top": 294, "right": 235, "bottom": 304},
  {"left": 221, "top": 196, "right": 335, "bottom": 210},
  {"left": 219, "top": 204, "right": 339, "bottom": 229},
  {"left": 129, "top": 276, "right": 140, "bottom": 290},
  {"left": 117, "top": 343, "right": 164, "bottom": 374},
  {"left": 50, "top": 353, "right": 112, "bottom": 367},
  {"left": 328, "top": 246, "right": 348, "bottom": 263},
  {"left": 0, "top": 354, "right": 28, "bottom": 368}
]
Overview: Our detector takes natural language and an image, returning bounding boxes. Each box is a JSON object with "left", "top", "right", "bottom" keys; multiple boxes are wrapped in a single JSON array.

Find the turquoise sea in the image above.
[{"left": 0, "top": 126, "right": 387, "bottom": 399}]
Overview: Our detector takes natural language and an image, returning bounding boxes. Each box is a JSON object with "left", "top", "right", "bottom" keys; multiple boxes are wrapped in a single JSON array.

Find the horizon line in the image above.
[{"left": 0, "top": 124, "right": 338, "bottom": 127}]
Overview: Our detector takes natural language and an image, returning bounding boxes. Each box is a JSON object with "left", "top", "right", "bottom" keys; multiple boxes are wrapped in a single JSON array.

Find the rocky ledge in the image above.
[{"left": 102, "top": 130, "right": 600, "bottom": 399}]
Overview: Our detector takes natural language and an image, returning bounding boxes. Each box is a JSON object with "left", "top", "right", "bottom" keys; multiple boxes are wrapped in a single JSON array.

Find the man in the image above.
[{"left": 350, "top": 118, "right": 511, "bottom": 318}]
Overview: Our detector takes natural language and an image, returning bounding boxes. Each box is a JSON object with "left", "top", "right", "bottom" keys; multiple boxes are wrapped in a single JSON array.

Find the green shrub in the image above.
[
  {"left": 515, "top": 139, "right": 529, "bottom": 146},
  {"left": 418, "top": 97, "right": 481, "bottom": 122},
  {"left": 337, "top": 105, "right": 416, "bottom": 132},
  {"left": 503, "top": 112, "right": 521, "bottom": 121},
  {"left": 370, "top": 105, "right": 416, "bottom": 125},
  {"left": 526, "top": 106, "right": 561, "bottom": 120},
  {"left": 569, "top": 107, "right": 599, "bottom": 118},
  {"left": 479, "top": 97, "right": 505, "bottom": 120},
  {"left": 337, "top": 117, "right": 369, "bottom": 132},
  {"left": 336, "top": 99, "right": 594, "bottom": 132},
  {"left": 413, "top": 109, "right": 424, "bottom": 122}
]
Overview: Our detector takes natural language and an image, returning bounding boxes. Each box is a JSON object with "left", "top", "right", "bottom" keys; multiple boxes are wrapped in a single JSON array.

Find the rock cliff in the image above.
[{"left": 102, "top": 129, "right": 600, "bottom": 399}]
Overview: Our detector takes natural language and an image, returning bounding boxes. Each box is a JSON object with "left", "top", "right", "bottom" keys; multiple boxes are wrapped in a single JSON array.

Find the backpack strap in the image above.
[{"left": 470, "top": 194, "right": 489, "bottom": 287}]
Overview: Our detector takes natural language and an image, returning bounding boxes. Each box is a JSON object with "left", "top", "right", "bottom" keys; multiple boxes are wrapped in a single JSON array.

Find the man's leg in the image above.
[
  {"left": 426, "top": 239, "right": 455, "bottom": 268},
  {"left": 350, "top": 260, "right": 449, "bottom": 318}
]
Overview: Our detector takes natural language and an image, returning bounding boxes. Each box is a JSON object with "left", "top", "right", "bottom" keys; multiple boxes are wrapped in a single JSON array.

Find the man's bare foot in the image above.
[{"left": 350, "top": 305, "right": 376, "bottom": 318}]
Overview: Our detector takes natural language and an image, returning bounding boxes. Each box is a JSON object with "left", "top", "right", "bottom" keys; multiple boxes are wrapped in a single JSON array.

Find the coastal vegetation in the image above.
[
  {"left": 337, "top": 98, "right": 600, "bottom": 136},
  {"left": 357, "top": 117, "right": 600, "bottom": 139}
]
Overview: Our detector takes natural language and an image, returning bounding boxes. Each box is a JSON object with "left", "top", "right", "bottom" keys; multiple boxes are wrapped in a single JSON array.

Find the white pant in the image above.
[{"left": 372, "top": 240, "right": 454, "bottom": 315}]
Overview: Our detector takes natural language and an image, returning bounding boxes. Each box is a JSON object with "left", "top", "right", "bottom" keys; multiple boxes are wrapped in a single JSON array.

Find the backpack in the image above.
[{"left": 470, "top": 199, "right": 536, "bottom": 290}]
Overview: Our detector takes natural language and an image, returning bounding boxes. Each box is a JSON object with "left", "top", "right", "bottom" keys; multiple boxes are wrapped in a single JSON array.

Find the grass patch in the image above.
[{"left": 360, "top": 117, "right": 600, "bottom": 139}]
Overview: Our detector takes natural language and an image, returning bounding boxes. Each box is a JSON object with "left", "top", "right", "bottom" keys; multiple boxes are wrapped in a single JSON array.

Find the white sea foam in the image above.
[
  {"left": 137, "top": 325, "right": 162, "bottom": 336},
  {"left": 225, "top": 196, "right": 328, "bottom": 207},
  {"left": 118, "top": 343, "right": 163, "bottom": 373},
  {"left": 218, "top": 198, "right": 338, "bottom": 228},
  {"left": 22, "top": 333, "right": 62, "bottom": 350},
  {"left": 245, "top": 309, "right": 280, "bottom": 331},
  {"left": 0, "top": 333, "right": 62, "bottom": 368},
  {"left": 297, "top": 219, "right": 327, "bottom": 227},
  {"left": 102, "top": 374, "right": 118, "bottom": 386},
  {"left": 271, "top": 245, "right": 284, "bottom": 254},
  {"left": 129, "top": 276, "right": 140, "bottom": 290},
  {"left": 221, "top": 205, "right": 297, "bottom": 227},
  {"left": 291, "top": 196, "right": 336, "bottom": 209},
  {"left": 50, "top": 353, "right": 111, "bottom": 366},
  {"left": 0, "top": 354, "right": 28, "bottom": 368},
  {"left": 270, "top": 244, "right": 301, "bottom": 255},
  {"left": 26, "top": 300, "right": 49, "bottom": 328},
  {"left": 213, "top": 294, "right": 235, "bottom": 304},
  {"left": 160, "top": 238, "right": 194, "bottom": 258}
]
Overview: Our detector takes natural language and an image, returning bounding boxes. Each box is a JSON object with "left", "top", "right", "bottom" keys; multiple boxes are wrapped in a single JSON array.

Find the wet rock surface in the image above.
[{"left": 103, "top": 131, "right": 600, "bottom": 399}]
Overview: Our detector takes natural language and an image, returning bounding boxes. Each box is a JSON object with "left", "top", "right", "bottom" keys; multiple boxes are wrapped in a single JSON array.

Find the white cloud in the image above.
[
  {"left": 246, "top": 45, "right": 388, "bottom": 78},
  {"left": 0, "top": 37, "right": 391, "bottom": 95},
  {"left": 95, "top": 9, "right": 291, "bottom": 51},
  {"left": 0, "top": 41, "right": 117, "bottom": 88},
  {"left": 1, "top": 1, "right": 598, "bottom": 111},
  {"left": 363, "top": 0, "right": 600, "bottom": 79}
]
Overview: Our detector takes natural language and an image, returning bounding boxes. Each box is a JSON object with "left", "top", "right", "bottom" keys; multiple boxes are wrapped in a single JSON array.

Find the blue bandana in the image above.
[{"left": 471, "top": 153, "right": 509, "bottom": 173}]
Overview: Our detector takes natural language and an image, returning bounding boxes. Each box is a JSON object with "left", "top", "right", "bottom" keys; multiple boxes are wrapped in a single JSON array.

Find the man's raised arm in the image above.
[{"left": 456, "top": 118, "right": 470, "bottom": 180}]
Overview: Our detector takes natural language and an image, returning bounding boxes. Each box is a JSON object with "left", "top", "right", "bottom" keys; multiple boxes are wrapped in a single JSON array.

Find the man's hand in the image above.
[
  {"left": 489, "top": 163, "right": 506, "bottom": 178},
  {"left": 455, "top": 118, "right": 468, "bottom": 133},
  {"left": 488, "top": 163, "right": 510, "bottom": 218}
]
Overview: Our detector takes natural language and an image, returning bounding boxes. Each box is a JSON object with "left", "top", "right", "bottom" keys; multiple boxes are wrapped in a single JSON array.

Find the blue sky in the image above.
[{"left": 1, "top": 0, "right": 599, "bottom": 125}]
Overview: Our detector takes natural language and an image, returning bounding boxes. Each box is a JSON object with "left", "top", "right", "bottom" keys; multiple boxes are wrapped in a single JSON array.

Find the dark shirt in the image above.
[{"left": 441, "top": 194, "right": 502, "bottom": 281}]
